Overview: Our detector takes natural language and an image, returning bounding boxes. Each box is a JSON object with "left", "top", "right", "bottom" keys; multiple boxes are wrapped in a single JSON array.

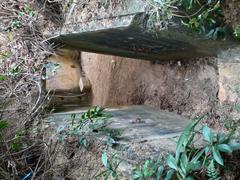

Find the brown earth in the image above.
[{"left": 81, "top": 52, "right": 219, "bottom": 119}]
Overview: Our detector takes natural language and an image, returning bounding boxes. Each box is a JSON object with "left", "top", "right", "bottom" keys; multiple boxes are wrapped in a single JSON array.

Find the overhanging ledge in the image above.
[{"left": 50, "top": 12, "right": 239, "bottom": 61}]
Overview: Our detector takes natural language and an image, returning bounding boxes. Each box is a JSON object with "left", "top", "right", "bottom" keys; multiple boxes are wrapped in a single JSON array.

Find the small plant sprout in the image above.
[
  {"left": 96, "top": 151, "right": 121, "bottom": 180},
  {"left": 234, "top": 25, "right": 240, "bottom": 41}
]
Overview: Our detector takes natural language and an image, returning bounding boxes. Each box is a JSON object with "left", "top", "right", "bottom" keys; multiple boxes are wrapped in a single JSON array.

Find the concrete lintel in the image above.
[{"left": 50, "top": 10, "right": 239, "bottom": 60}]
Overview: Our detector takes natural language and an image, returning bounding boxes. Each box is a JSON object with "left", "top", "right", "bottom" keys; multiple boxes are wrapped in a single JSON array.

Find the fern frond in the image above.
[{"left": 206, "top": 160, "right": 220, "bottom": 180}]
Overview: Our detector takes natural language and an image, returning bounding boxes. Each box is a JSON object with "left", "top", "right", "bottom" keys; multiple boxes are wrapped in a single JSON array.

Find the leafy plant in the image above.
[
  {"left": 62, "top": 106, "right": 119, "bottom": 149},
  {"left": 165, "top": 118, "right": 240, "bottom": 179},
  {"left": 132, "top": 115, "right": 240, "bottom": 180},
  {"left": 147, "top": 0, "right": 228, "bottom": 39},
  {"left": 101, "top": 0, "right": 111, "bottom": 9},
  {"left": 0, "top": 50, "right": 11, "bottom": 63},
  {"left": 10, "top": 19, "right": 22, "bottom": 30},
  {"left": 165, "top": 116, "right": 204, "bottom": 179},
  {"left": 10, "top": 129, "right": 23, "bottom": 151},
  {"left": 234, "top": 25, "right": 240, "bottom": 41},
  {"left": 132, "top": 159, "right": 164, "bottom": 180},
  {"left": 206, "top": 160, "right": 220, "bottom": 180},
  {"left": 179, "top": 0, "right": 226, "bottom": 39},
  {"left": 8, "top": 4, "right": 35, "bottom": 31},
  {"left": 234, "top": 103, "right": 240, "bottom": 113},
  {"left": 0, "top": 122, "right": 23, "bottom": 151},
  {"left": 0, "top": 75, "right": 5, "bottom": 81},
  {"left": 21, "top": 5, "right": 35, "bottom": 17},
  {"left": 7, "top": 63, "right": 22, "bottom": 76},
  {"left": 234, "top": 84, "right": 240, "bottom": 93},
  {"left": 146, "top": 0, "right": 176, "bottom": 31},
  {"left": 80, "top": 106, "right": 109, "bottom": 121},
  {"left": 96, "top": 151, "right": 121, "bottom": 180},
  {"left": 0, "top": 120, "right": 9, "bottom": 131}
]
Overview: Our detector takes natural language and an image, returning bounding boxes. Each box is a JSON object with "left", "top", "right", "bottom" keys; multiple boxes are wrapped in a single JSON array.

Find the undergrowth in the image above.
[
  {"left": 147, "top": 0, "right": 228, "bottom": 40},
  {"left": 58, "top": 107, "right": 240, "bottom": 179},
  {"left": 59, "top": 106, "right": 121, "bottom": 149},
  {"left": 132, "top": 116, "right": 240, "bottom": 180},
  {"left": 102, "top": 0, "right": 237, "bottom": 40},
  {"left": 0, "top": 0, "right": 59, "bottom": 179}
]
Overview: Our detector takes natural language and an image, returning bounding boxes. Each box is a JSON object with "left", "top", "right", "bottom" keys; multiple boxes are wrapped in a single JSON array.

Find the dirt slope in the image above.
[{"left": 81, "top": 52, "right": 218, "bottom": 118}]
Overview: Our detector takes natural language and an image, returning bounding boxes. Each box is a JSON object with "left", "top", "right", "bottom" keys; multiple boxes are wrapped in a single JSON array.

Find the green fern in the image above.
[{"left": 206, "top": 160, "right": 220, "bottom": 180}]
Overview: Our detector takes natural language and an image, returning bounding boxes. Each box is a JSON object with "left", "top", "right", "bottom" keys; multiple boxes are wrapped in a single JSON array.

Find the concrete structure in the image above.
[
  {"left": 50, "top": 0, "right": 238, "bottom": 61},
  {"left": 44, "top": 1, "right": 240, "bottom": 177}
]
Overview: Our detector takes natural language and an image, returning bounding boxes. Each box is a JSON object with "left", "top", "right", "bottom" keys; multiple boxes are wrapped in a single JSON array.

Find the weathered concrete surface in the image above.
[
  {"left": 46, "top": 105, "right": 189, "bottom": 146},
  {"left": 53, "top": 23, "right": 237, "bottom": 61},
  {"left": 49, "top": 0, "right": 238, "bottom": 61},
  {"left": 45, "top": 105, "right": 189, "bottom": 178}
]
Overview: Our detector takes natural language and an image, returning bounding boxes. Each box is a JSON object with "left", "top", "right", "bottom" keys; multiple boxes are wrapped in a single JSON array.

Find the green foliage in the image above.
[
  {"left": 234, "top": 25, "right": 240, "bottom": 41},
  {"left": 67, "top": 106, "right": 110, "bottom": 148},
  {"left": 179, "top": 0, "right": 226, "bottom": 39},
  {"left": 61, "top": 106, "right": 120, "bottom": 149},
  {"left": 21, "top": 5, "right": 35, "bottom": 17},
  {"left": 0, "top": 120, "right": 9, "bottom": 130},
  {"left": 0, "top": 122, "right": 23, "bottom": 151},
  {"left": 147, "top": 0, "right": 176, "bottom": 30},
  {"left": 132, "top": 116, "right": 240, "bottom": 180},
  {"left": 165, "top": 118, "right": 204, "bottom": 179},
  {"left": 147, "top": 0, "right": 228, "bottom": 39},
  {"left": 206, "top": 160, "right": 220, "bottom": 180},
  {"left": 165, "top": 119, "right": 240, "bottom": 179},
  {"left": 8, "top": 4, "right": 35, "bottom": 31},
  {"left": 0, "top": 50, "right": 11, "bottom": 63},
  {"left": 234, "top": 103, "right": 240, "bottom": 113},
  {"left": 96, "top": 152, "right": 120, "bottom": 180},
  {"left": 101, "top": 0, "right": 111, "bottom": 9},
  {"left": 7, "top": 63, "right": 22, "bottom": 76},
  {"left": 10, "top": 20, "right": 22, "bottom": 30},
  {"left": 0, "top": 75, "right": 5, "bottom": 81},
  {"left": 132, "top": 159, "right": 164, "bottom": 180},
  {"left": 234, "top": 84, "right": 240, "bottom": 94},
  {"left": 80, "top": 106, "right": 108, "bottom": 122},
  {"left": 10, "top": 129, "right": 23, "bottom": 151}
]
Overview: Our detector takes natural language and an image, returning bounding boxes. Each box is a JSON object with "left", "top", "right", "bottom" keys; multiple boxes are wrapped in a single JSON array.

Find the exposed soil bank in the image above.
[{"left": 82, "top": 52, "right": 219, "bottom": 118}]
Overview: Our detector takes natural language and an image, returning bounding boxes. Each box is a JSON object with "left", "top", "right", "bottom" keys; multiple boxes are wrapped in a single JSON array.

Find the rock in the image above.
[{"left": 79, "top": 76, "right": 91, "bottom": 92}]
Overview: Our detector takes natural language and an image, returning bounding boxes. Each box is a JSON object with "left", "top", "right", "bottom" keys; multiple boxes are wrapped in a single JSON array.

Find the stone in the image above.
[{"left": 79, "top": 76, "right": 91, "bottom": 92}]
